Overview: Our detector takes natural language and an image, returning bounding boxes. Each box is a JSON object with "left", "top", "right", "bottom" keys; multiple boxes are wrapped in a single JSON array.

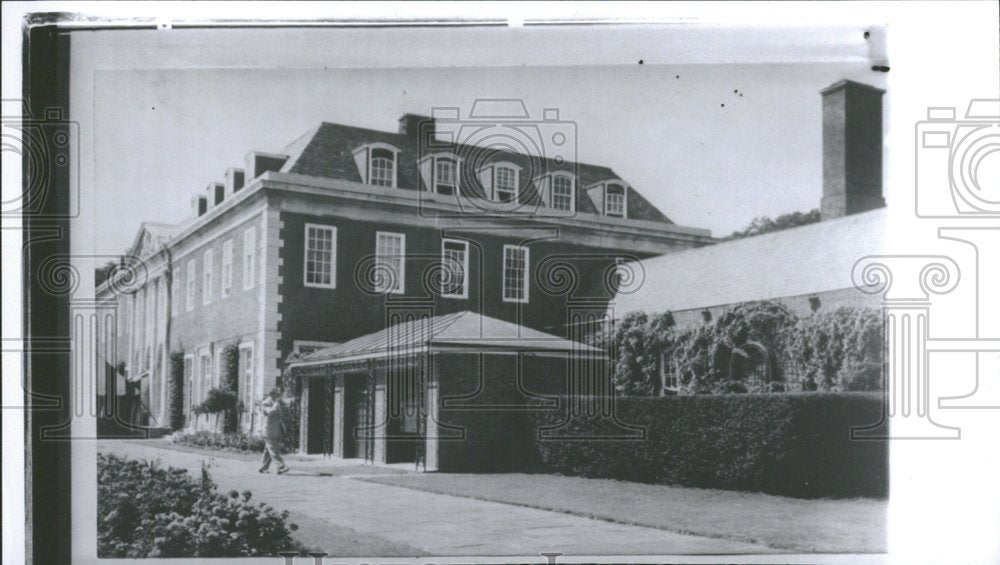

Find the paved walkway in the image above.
[{"left": 99, "top": 440, "right": 773, "bottom": 556}]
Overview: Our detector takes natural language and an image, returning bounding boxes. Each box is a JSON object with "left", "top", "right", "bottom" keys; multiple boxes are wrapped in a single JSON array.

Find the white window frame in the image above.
[
  {"left": 202, "top": 249, "right": 214, "bottom": 305},
  {"left": 660, "top": 351, "right": 679, "bottom": 393},
  {"left": 550, "top": 173, "right": 576, "bottom": 212},
  {"left": 183, "top": 352, "right": 194, "bottom": 421},
  {"left": 185, "top": 259, "right": 196, "bottom": 312},
  {"left": 238, "top": 341, "right": 255, "bottom": 424},
  {"left": 604, "top": 183, "right": 627, "bottom": 218},
  {"left": 197, "top": 347, "right": 213, "bottom": 405},
  {"left": 502, "top": 244, "right": 530, "bottom": 303},
  {"left": 170, "top": 275, "right": 178, "bottom": 317},
  {"left": 243, "top": 227, "right": 256, "bottom": 291},
  {"left": 493, "top": 163, "right": 520, "bottom": 203},
  {"left": 352, "top": 143, "right": 401, "bottom": 188},
  {"left": 304, "top": 223, "right": 337, "bottom": 289},
  {"left": 440, "top": 238, "right": 470, "bottom": 299},
  {"left": 375, "top": 231, "right": 406, "bottom": 294},
  {"left": 221, "top": 239, "right": 233, "bottom": 298},
  {"left": 434, "top": 156, "right": 459, "bottom": 194}
]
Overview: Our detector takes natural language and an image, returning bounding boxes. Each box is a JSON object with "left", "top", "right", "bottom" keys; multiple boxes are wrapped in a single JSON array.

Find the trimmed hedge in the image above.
[
  {"left": 530, "top": 393, "right": 887, "bottom": 498},
  {"left": 173, "top": 431, "right": 265, "bottom": 454}
]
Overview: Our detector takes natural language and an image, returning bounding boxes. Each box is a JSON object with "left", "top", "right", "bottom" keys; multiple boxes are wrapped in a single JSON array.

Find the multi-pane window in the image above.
[
  {"left": 243, "top": 227, "right": 256, "bottom": 290},
  {"left": 375, "top": 232, "right": 406, "bottom": 294},
  {"left": 370, "top": 148, "right": 395, "bottom": 187},
  {"left": 552, "top": 176, "right": 574, "bottom": 211},
  {"left": 198, "top": 350, "right": 212, "bottom": 405},
  {"left": 185, "top": 259, "right": 196, "bottom": 312},
  {"left": 435, "top": 158, "right": 457, "bottom": 195},
  {"left": 304, "top": 224, "right": 337, "bottom": 288},
  {"left": 502, "top": 245, "right": 530, "bottom": 303},
  {"left": 495, "top": 166, "right": 518, "bottom": 202},
  {"left": 239, "top": 343, "right": 254, "bottom": 425},
  {"left": 202, "top": 249, "right": 214, "bottom": 305},
  {"left": 170, "top": 276, "right": 178, "bottom": 317},
  {"left": 660, "top": 351, "right": 679, "bottom": 393},
  {"left": 605, "top": 184, "right": 626, "bottom": 217},
  {"left": 441, "top": 239, "right": 469, "bottom": 298},
  {"left": 221, "top": 239, "right": 233, "bottom": 298},
  {"left": 183, "top": 355, "right": 193, "bottom": 423}
]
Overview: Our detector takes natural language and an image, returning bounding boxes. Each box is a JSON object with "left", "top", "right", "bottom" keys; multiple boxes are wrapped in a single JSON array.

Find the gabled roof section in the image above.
[
  {"left": 611, "top": 208, "right": 887, "bottom": 317},
  {"left": 290, "top": 310, "right": 601, "bottom": 368},
  {"left": 281, "top": 121, "right": 674, "bottom": 224},
  {"left": 127, "top": 221, "right": 181, "bottom": 259}
]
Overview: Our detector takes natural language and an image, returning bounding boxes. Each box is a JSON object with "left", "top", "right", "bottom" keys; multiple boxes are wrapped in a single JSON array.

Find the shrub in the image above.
[
  {"left": 169, "top": 352, "right": 185, "bottom": 431},
  {"left": 194, "top": 388, "right": 237, "bottom": 432},
  {"left": 783, "top": 307, "right": 883, "bottom": 392},
  {"left": 97, "top": 453, "right": 299, "bottom": 557},
  {"left": 221, "top": 344, "right": 241, "bottom": 433},
  {"left": 667, "top": 301, "right": 797, "bottom": 394},
  {"left": 173, "top": 431, "right": 265, "bottom": 453},
  {"left": 531, "top": 393, "right": 888, "bottom": 498}
]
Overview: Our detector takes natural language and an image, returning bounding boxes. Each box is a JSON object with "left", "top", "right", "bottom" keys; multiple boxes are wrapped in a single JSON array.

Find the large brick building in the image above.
[{"left": 97, "top": 110, "right": 713, "bottom": 435}]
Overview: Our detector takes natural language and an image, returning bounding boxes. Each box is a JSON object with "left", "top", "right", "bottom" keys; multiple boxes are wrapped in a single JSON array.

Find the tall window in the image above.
[
  {"left": 198, "top": 349, "right": 213, "bottom": 405},
  {"left": 375, "top": 231, "right": 406, "bottom": 294},
  {"left": 435, "top": 157, "right": 457, "bottom": 195},
  {"left": 660, "top": 351, "right": 679, "bottom": 394},
  {"left": 304, "top": 224, "right": 337, "bottom": 288},
  {"left": 551, "top": 176, "right": 574, "bottom": 211},
  {"left": 202, "top": 249, "right": 214, "bottom": 305},
  {"left": 243, "top": 227, "right": 256, "bottom": 290},
  {"left": 495, "top": 166, "right": 518, "bottom": 202},
  {"left": 239, "top": 343, "right": 254, "bottom": 425},
  {"left": 185, "top": 259, "right": 196, "bottom": 312},
  {"left": 221, "top": 239, "right": 233, "bottom": 298},
  {"left": 370, "top": 148, "right": 396, "bottom": 187},
  {"left": 605, "top": 184, "right": 626, "bottom": 217},
  {"left": 183, "top": 354, "right": 193, "bottom": 424},
  {"left": 441, "top": 239, "right": 469, "bottom": 299},
  {"left": 170, "top": 276, "right": 178, "bottom": 317},
  {"left": 502, "top": 245, "right": 529, "bottom": 303}
]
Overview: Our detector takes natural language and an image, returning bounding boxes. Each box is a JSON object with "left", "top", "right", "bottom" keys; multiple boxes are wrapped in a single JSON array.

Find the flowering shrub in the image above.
[
  {"left": 173, "top": 431, "right": 265, "bottom": 453},
  {"left": 98, "top": 453, "right": 299, "bottom": 557}
]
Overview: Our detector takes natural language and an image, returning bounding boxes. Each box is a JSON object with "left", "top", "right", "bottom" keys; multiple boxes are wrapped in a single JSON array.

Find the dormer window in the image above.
[
  {"left": 551, "top": 174, "right": 575, "bottom": 211},
  {"left": 605, "top": 183, "right": 626, "bottom": 217},
  {"left": 418, "top": 153, "right": 462, "bottom": 196},
  {"left": 370, "top": 149, "right": 395, "bottom": 187},
  {"left": 477, "top": 161, "right": 522, "bottom": 203},
  {"left": 352, "top": 143, "right": 400, "bottom": 188},
  {"left": 435, "top": 158, "right": 457, "bottom": 195}
]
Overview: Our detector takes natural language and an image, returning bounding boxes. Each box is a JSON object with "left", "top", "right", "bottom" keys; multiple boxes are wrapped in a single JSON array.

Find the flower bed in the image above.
[{"left": 98, "top": 452, "right": 300, "bottom": 557}]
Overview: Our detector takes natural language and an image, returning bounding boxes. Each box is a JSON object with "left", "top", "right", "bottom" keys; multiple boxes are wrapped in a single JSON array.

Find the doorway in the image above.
[{"left": 343, "top": 376, "right": 371, "bottom": 460}]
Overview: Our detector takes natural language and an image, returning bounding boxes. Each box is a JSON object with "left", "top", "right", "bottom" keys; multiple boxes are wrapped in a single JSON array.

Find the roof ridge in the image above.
[{"left": 428, "top": 310, "right": 470, "bottom": 339}]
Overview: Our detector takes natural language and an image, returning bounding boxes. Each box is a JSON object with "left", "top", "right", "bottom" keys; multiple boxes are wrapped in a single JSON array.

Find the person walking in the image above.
[{"left": 258, "top": 389, "right": 289, "bottom": 475}]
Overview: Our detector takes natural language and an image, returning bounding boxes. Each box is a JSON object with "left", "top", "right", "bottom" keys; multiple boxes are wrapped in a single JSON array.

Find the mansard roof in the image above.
[
  {"left": 278, "top": 121, "right": 675, "bottom": 224},
  {"left": 610, "top": 208, "right": 887, "bottom": 317}
]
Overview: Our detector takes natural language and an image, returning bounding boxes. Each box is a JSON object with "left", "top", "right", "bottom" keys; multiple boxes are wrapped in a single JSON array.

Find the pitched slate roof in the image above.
[
  {"left": 611, "top": 208, "right": 887, "bottom": 317},
  {"left": 290, "top": 310, "right": 601, "bottom": 368},
  {"left": 280, "top": 121, "right": 674, "bottom": 224}
]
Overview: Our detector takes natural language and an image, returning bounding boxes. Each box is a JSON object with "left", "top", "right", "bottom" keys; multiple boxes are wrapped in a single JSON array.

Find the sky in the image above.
[{"left": 90, "top": 26, "right": 885, "bottom": 254}]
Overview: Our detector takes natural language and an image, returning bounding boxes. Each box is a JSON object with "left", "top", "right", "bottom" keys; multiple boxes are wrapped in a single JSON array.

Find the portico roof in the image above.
[{"left": 287, "top": 310, "right": 602, "bottom": 371}]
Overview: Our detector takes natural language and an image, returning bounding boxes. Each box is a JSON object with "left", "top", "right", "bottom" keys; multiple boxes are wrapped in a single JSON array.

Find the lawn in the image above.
[{"left": 358, "top": 473, "right": 886, "bottom": 553}]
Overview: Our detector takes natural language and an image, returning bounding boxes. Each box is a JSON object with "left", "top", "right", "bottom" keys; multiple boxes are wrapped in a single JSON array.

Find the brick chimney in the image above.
[
  {"left": 398, "top": 113, "right": 435, "bottom": 140},
  {"left": 820, "top": 80, "right": 886, "bottom": 220}
]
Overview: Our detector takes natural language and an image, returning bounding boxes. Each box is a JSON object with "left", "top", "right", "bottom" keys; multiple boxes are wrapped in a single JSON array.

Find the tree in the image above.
[{"left": 723, "top": 209, "right": 821, "bottom": 241}]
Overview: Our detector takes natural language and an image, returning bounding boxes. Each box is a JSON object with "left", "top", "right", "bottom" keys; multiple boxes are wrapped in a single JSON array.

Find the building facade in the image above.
[{"left": 98, "top": 112, "right": 713, "bottom": 433}]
